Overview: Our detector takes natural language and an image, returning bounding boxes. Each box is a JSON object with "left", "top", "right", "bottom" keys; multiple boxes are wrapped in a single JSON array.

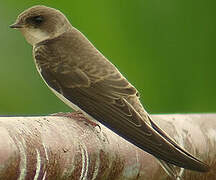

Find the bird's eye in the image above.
[{"left": 31, "top": 15, "right": 44, "bottom": 25}]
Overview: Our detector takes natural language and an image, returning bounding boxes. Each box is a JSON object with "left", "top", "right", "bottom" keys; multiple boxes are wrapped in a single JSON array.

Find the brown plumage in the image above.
[{"left": 10, "top": 5, "right": 209, "bottom": 177}]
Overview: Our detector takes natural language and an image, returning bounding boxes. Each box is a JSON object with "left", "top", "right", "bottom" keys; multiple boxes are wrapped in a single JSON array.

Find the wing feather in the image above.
[{"left": 33, "top": 37, "right": 209, "bottom": 172}]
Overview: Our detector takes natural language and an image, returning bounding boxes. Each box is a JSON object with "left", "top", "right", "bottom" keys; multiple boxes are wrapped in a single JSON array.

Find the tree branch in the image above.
[{"left": 0, "top": 113, "right": 215, "bottom": 179}]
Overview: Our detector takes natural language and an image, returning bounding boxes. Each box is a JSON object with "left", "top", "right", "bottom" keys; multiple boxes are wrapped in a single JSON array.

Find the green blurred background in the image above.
[{"left": 0, "top": 1, "right": 215, "bottom": 115}]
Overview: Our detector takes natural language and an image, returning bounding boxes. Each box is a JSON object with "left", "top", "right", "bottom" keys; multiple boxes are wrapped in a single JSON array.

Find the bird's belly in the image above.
[
  {"left": 50, "top": 87, "right": 80, "bottom": 111},
  {"left": 33, "top": 57, "right": 97, "bottom": 123},
  {"left": 50, "top": 87, "right": 98, "bottom": 124}
]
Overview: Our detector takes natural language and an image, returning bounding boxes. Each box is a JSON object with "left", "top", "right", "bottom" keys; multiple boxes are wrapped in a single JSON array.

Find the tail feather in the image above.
[{"left": 148, "top": 116, "right": 209, "bottom": 172}]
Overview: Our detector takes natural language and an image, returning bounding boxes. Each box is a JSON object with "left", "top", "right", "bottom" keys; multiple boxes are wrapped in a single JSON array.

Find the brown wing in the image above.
[{"left": 34, "top": 38, "right": 209, "bottom": 172}]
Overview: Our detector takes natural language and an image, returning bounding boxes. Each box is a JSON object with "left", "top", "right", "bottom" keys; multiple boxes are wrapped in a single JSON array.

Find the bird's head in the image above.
[{"left": 10, "top": 5, "right": 72, "bottom": 45}]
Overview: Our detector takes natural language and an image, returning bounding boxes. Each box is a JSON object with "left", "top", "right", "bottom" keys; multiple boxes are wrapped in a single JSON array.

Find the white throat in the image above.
[{"left": 21, "top": 28, "right": 49, "bottom": 45}]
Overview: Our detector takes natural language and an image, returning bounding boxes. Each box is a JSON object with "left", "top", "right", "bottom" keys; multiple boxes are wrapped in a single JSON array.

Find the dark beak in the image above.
[{"left": 9, "top": 23, "right": 24, "bottom": 29}]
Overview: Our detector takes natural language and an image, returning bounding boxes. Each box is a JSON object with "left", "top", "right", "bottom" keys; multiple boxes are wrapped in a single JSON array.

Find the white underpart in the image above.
[
  {"left": 49, "top": 80, "right": 98, "bottom": 124},
  {"left": 50, "top": 81, "right": 98, "bottom": 124}
]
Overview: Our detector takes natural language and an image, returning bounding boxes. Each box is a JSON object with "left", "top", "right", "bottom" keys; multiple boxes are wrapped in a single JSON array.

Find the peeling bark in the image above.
[{"left": 0, "top": 113, "right": 215, "bottom": 180}]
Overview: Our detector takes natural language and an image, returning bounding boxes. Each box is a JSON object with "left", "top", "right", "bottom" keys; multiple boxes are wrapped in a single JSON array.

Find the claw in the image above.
[{"left": 51, "top": 111, "right": 100, "bottom": 129}]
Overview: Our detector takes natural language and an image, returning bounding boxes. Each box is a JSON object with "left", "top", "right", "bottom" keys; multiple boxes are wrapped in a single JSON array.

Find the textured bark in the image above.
[{"left": 0, "top": 113, "right": 215, "bottom": 180}]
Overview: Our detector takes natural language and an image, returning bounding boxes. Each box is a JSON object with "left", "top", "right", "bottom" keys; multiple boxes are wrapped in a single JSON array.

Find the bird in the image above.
[{"left": 10, "top": 5, "right": 209, "bottom": 178}]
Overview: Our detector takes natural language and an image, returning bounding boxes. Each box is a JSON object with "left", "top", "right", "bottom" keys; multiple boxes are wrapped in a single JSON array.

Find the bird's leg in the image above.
[
  {"left": 72, "top": 111, "right": 100, "bottom": 128},
  {"left": 51, "top": 111, "right": 100, "bottom": 128}
]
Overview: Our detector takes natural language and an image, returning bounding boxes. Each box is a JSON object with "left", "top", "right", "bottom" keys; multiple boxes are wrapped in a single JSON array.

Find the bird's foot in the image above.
[
  {"left": 73, "top": 111, "right": 100, "bottom": 128},
  {"left": 51, "top": 111, "right": 100, "bottom": 129}
]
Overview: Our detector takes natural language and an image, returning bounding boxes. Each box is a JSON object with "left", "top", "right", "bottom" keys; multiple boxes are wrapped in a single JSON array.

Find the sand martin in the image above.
[{"left": 10, "top": 5, "right": 209, "bottom": 176}]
